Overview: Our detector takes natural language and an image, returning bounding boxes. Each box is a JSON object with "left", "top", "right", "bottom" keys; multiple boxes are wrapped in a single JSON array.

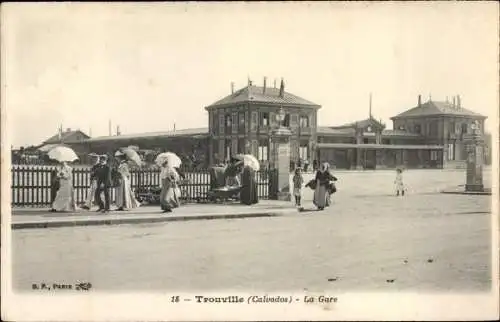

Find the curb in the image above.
[
  {"left": 440, "top": 190, "right": 492, "bottom": 196},
  {"left": 11, "top": 211, "right": 287, "bottom": 230}
]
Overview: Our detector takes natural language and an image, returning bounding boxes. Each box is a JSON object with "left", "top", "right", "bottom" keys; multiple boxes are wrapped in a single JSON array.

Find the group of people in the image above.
[
  {"left": 292, "top": 162, "right": 338, "bottom": 210},
  {"left": 292, "top": 163, "right": 406, "bottom": 210},
  {"left": 50, "top": 153, "right": 185, "bottom": 214}
]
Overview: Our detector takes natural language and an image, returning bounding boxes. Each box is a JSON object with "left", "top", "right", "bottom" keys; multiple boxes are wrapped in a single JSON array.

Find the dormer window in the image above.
[{"left": 367, "top": 126, "right": 372, "bottom": 132}]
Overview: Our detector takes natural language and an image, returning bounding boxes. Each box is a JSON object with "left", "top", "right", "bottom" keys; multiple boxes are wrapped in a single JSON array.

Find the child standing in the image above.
[
  {"left": 394, "top": 168, "right": 405, "bottom": 196},
  {"left": 292, "top": 167, "right": 304, "bottom": 207}
]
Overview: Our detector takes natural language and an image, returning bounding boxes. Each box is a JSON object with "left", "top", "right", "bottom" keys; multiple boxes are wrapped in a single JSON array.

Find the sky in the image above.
[{"left": 2, "top": 2, "right": 498, "bottom": 148}]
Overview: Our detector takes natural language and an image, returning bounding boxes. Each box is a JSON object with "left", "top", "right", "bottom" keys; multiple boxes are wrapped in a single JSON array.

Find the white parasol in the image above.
[
  {"left": 243, "top": 154, "right": 260, "bottom": 171},
  {"left": 116, "top": 147, "right": 142, "bottom": 166},
  {"left": 155, "top": 152, "right": 182, "bottom": 168},
  {"left": 48, "top": 146, "right": 79, "bottom": 163}
]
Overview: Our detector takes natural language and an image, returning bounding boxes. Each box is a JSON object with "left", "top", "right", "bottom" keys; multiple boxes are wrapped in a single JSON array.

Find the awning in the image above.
[{"left": 317, "top": 143, "right": 444, "bottom": 150}]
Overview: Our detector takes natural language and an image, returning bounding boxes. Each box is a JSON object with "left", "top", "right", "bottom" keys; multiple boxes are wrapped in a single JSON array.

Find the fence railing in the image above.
[{"left": 10, "top": 165, "right": 276, "bottom": 208}]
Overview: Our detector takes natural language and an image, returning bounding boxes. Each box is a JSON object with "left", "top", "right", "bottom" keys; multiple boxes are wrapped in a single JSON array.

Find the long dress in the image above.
[
  {"left": 240, "top": 166, "right": 258, "bottom": 205},
  {"left": 313, "top": 170, "right": 335, "bottom": 209},
  {"left": 84, "top": 162, "right": 99, "bottom": 209},
  {"left": 51, "top": 164, "right": 77, "bottom": 212},
  {"left": 395, "top": 173, "right": 405, "bottom": 193},
  {"left": 115, "top": 162, "right": 140, "bottom": 210},
  {"left": 159, "top": 167, "right": 181, "bottom": 211}
]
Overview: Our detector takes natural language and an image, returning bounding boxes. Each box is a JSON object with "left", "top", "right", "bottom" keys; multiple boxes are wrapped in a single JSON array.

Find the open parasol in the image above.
[
  {"left": 48, "top": 146, "right": 79, "bottom": 163},
  {"left": 155, "top": 152, "right": 182, "bottom": 168},
  {"left": 116, "top": 147, "right": 142, "bottom": 166},
  {"left": 243, "top": 154, "right": 260, "bottom": 171}
]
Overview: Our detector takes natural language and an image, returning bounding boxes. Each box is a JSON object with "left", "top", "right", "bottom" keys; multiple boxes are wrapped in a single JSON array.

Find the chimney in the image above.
[
  {"left": 66, "top": 128, "right": 71, "bottom": 132},
  {"left": 274, "top": 79, "right": 277, "bottom": 88},
  {"left": 457, "top": 95, "right": 461, "bottom": 109},
  {"left": 108, "top": 120, "right": 112, "bottom": 136},
  {"left": 116, "top": 125, "right": 120, "bottom": 136},
  {"left": 279, "top": 78, "right": 285, "bottom": 98},
  {"left": 263, "top": 77, "right": 267, "bottom": 94},
  {"left": 173, "top": 123, "right": 176, "bottom": 131},
  {"left": 453, "top": 96, "right": 456, "bottom": 107},
  {"left": 231, "top": 82, "right": 234, "bottom": 94},
  {"left": 418, "top": 95, "right": 422, "bottom": 107}
]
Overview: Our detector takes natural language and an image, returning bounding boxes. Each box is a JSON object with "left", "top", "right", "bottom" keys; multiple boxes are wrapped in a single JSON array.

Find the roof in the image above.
[
  {"left": 391, "top": 100, "right": 486, "bottom": 119},
  {"left": 381, "top": 130, "right": 422, "bottom": 137},
  {"left": 317, "top": 127, "right": 356, "bottom": 136},
  {"left": 317, "top": 143, "right": 443, "bottom": 150},
  {"left": 332, "top": 117, "right": 385, "bottom": 130},
  {"left": 205, "top": 85, "right": 320, "bottom": 109},
  {"left": 44, "top": 130, "right": 90, "bottom": 144},
  {"left": 86, "top": 127, "right": 209, "bottom": 143}
]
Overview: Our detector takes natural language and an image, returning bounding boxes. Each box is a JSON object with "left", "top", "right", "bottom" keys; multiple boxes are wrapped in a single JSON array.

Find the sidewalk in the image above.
[{"left": 10, "top": 200, "right": 295, "bottom": 230}]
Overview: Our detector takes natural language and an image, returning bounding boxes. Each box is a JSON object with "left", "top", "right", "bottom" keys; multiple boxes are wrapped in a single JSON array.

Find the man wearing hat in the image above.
[
  {"left": 94, "top": 155, "right": 112, "bottom": 213},
  {"left": 82, "top": 154, "right": 100, "bottom": 210}
]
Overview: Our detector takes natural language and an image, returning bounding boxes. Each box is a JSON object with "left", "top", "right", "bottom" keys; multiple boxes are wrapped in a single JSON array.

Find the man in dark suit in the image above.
[{"left": 94, "top": 155, "right": 111, "bottom": 213}]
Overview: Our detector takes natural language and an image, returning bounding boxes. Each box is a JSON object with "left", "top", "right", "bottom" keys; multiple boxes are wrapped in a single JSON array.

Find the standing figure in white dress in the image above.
[
  {"left": 115, "top": 156, "right": 141, "bottom": 211},
  {"left": 394, "top": 168, "right": 405, "bottom": 196},
  {"left": 50, "top": 162, "right": 77, "bottom": 212}
]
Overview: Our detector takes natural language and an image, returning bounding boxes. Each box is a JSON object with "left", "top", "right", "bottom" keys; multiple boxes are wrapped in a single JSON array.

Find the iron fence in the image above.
[{"left": 10, "top": 165, "right": 275, "bottom": 208}]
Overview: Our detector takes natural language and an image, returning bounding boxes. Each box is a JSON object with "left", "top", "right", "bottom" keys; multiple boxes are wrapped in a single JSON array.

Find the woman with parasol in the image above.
[
  {"left": 48, "top": 146, "right": 78, "bottom": 212},
  {"left": 155, "top": 152, "right": 182, "bottom": 213},
  {"left": 114, "top": 149, "right": 141, "bottom": 211},
  {"left": 240, "top": 154, "right": 260, "bottom": 205}
]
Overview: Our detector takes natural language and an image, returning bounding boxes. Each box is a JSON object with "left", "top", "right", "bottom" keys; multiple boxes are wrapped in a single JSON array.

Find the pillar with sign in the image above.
[
  {"left": 465, "top": 121, "right": 484, "bottom": 192},
  {"left": 270, "top": 107, "right": 292, "bottom": 201}
]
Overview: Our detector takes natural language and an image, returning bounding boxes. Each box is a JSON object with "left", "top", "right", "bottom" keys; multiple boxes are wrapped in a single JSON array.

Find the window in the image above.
[
  {"left": 429, "top": 121, "right": 438, "bottom": 137},
  {"left": 449, "top": 121, "right": 455, "bottom": 136},
  {"left": 237, "top": 138, "right": 245, "bottom": 154},
  {"left": 260, "top": 112, "right": 269, "bottom": 126},
  {"left": 225, "top": 139, "right": 231, "bottom": 160},
  {"left": 238, "top": 112, "right": 245, "bottom": 133},
  {"left": 225, "top": 114, "right": 232, "bottom": 127},
  {"left": 414, "top": 124, "right": 422, "bottom": 134},
  {"left": 431, "top": 151, "right": 438, "bottom": 161},
  {"left": 299, "top": 115, "right": 309, "bottom": 128},
  {"left": 363, "top": 138, "right": 369, "bottom": 144},
  {"left": 447, "top": 143, "right": 455, "bottom": 160},
  {"left": 283, "top": 114, "right": 290, "bottom": 127},
  {"left": 299, "top": 144, "right": 308, "bottom": 160},
  {"left": 258, "top": 139, "right": 268, "bottom": 161},
  {"left": 461, "top": 123, "right": 468, "bottom": 134}
]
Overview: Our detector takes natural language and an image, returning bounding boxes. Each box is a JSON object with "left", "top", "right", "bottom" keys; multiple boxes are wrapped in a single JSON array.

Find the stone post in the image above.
[
  {"left": 465, "top": 121, "right": 484, "bottom": 192},
  {"left": 270, "top": 127, "right": 292, "bottom": 201}
]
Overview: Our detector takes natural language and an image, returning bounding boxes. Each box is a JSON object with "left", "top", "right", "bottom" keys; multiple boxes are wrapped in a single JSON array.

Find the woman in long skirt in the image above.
[
  {"left": 159, "top": 161, "right": 181, "bottom": 213},
  {"left": 115, "top": 157, "right": 141, "bottom": 211},
  {"left": 240, "top": 165, "right": 258, "bottom": 205},
  {"left": 313, "top": 162, "right": 336, "bottom": 210},
  {"left": 51, "top": 162, "right": 77, "bottom": 212}
]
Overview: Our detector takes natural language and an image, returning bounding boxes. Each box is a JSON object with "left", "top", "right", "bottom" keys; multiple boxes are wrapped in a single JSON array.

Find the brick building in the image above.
[{"left": 205, "top": 78, "right": 320, "bottom": 167}]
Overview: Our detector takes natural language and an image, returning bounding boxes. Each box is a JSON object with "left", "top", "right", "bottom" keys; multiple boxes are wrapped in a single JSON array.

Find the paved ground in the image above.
[{"left": 12, "top": 169, "right": 493, "bottom": 292}]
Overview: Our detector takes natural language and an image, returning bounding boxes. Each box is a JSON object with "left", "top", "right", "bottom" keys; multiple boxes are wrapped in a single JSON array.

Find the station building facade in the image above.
[{"left": 59, "top": 79, "right": 488, "bottom": 170}]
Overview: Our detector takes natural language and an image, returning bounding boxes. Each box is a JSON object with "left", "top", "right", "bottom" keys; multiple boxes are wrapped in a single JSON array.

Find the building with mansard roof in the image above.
[{"left": 58, "top": 79, "right": 488, "bottom": 169}]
